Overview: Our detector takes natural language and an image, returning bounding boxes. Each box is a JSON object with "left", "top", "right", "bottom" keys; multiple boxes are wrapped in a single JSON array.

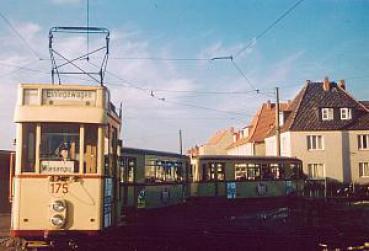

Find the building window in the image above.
[
  {"left": 307, "top": 135, "right": 323, "bottom": 150},
  {"left": 321, "top": 108, "right": 334, "bottom": 121},
  {"left": 340, "top": 108, "right": 352, "bottom": 120},
  {"left": 235, "top": 163, "right": 261, "bottom": 181},
  {"left": 307, "top": 163, "right": 325, "bottom": 179},
  {"left": 358, "top": 135, "right": 369, "bottom": 150},
  {"left": 359, "top": 162, "right": 369, "bottom": 177}
]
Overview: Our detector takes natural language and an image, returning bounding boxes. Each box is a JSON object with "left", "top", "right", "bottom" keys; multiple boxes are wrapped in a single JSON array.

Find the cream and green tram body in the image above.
[
  {"left": 120, "top": 148, "right": 191, "bottom": 210},
  {"left": 10, "top": 83, "right": 122, "bottom": 238},
  {"left": 190, "top": 155, "right": 304, "bottom": 199}
]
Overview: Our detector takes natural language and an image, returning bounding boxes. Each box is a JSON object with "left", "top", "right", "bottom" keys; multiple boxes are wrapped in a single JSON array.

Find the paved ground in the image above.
[
  {"left": 0, "top": 214, "right": 10, "bottom": 237},
  {"left": 2, "top": 198, "right": 369, "bottom": 250},
  {"left": 80, "top": 198, "right": 369, "bottom": 250}
]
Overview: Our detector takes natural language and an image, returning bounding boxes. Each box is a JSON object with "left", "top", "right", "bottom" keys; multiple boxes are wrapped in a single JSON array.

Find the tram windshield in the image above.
[
  {"left": 40, "top": 123, "right": 80, "bottom": 173},
  {"left": 41, "top": 124, "right": 80, "bottom": 161},
  {"left": 20, "top": 122, "right": 100, "bottom": 174}
]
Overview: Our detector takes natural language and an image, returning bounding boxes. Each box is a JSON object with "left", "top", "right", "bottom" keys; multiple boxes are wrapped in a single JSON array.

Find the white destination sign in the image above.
[
  {"left": 42, "top": 89, "right": 96, "bottom": 106},
  {"left": 41, "top": 160, "right": 75, "bottom": 174}
]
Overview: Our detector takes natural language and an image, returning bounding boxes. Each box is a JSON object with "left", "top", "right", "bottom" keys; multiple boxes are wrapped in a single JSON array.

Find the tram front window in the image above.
[{"left": 41, "top": 123, "right": 80, "bottom": 173}]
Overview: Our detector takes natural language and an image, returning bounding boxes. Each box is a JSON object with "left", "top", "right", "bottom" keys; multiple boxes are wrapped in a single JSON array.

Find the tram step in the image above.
[{"left": 25, "top": 240, "right": 50, "bottom": 248}]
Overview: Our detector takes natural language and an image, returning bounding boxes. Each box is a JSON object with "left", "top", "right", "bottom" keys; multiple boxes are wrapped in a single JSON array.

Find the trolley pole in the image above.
[
  {"left": 179, "top": 129, "right": 183, "bottom": 155},
  {"left": 275, "top": 87, "right": 281, "bottom": 157}
]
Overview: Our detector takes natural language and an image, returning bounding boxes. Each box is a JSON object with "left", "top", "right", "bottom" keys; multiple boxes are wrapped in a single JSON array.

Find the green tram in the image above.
[
  {"left": 190, "top": 155, "right": 304, "bottom": 199},
  {"left": 120, "top": 148, "right": 191, "bottom": 209}
]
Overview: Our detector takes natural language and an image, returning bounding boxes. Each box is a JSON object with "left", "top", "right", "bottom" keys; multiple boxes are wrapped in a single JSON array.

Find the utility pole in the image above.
[
  {"left": 275, "top": 87, "right": 281, "bottom": 157},
  {"left": 179, "top": 129, "right": 183, "bottom": 155}
]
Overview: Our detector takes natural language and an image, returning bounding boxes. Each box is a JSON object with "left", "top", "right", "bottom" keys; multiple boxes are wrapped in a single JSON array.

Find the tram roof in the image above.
[
  {"left": 122, "top": 147, "right": 189, "bottom": 159},
  {"left": 194, "top": 155, "right": 301, "bottom": 162},
  {"left": 20, "top": 83, "right": 106, "bottom": 89}
]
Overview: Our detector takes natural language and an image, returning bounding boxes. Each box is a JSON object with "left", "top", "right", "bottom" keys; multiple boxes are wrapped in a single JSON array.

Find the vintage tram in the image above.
[
  {"left": 120, "top": 147, "right": 190, "bottom": 210},
  {"left": 190, "top": 155, "right": 304, "bottom": 199},
  {"left": 10, "top": 83, "right": 122, "bottom": 239}
]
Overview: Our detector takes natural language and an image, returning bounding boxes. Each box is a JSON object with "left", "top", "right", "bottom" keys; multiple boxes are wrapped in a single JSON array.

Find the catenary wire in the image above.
[
  {"left": 0, "top": 11, "right": 43, "bottom": 60},
  {"left": 234, "top": 0, "right": 305, "bottom": 58}
]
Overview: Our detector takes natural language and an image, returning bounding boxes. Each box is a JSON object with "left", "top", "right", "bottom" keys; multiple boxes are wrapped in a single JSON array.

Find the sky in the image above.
[{"left": 0, "top": 0, "right": 369, "bottom": 152}]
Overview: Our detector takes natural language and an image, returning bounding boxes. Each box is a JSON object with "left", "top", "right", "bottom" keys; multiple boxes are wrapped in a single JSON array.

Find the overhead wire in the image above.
[
  {"left": 0, "top": 60, "right": 47, "bottom": 78},
  {"left": 87, "top": 61, "right": 254, "bottom": 117},
  {"left": 0, "top": 11, "right": 43, "bottom": 60},
  {"left": 233, "top": 0, "right": 306, "bottom": 58},
  {"left": 230, "top": 59, "right": 258, "bottom": 91},
  {"left": 86, "top": 0, "right": 90, "bottom": 61},
  {"left": 110, "top": 57, "right": 211, "bottom": 61}
]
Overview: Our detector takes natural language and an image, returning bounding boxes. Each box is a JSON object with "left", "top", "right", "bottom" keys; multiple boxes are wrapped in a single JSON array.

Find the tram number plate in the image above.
[{"left": 50, "top": 182, "right": 69, "bottom": 194}]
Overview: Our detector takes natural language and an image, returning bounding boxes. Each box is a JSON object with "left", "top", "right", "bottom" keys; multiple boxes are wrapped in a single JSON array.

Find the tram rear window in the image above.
[
  {"left": 40, "top": 123, "right": 80, "bottom": 172},
  {"left": 21, "top": 123, "right": 36, "bottom": 172}
]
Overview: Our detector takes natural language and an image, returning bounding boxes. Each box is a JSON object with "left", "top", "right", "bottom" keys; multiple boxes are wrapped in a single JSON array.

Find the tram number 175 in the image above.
[{"left": 51, "top": 182, "right": 69, "bottom": 194}]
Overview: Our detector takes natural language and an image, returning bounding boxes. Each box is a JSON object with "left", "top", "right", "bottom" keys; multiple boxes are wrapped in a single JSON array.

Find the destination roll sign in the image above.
[{"left": 42, "top": 89, "right": 96, "bottom": 106}]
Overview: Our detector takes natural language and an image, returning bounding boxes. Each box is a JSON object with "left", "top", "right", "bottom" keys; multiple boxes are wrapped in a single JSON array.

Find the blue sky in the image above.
[{"left": 0, "top": 0, "right": 369, "bottom": 152}]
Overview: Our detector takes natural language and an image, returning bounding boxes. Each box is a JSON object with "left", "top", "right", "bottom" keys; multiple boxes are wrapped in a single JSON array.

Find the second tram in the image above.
[
  {"left": 120, "top": 147, "right": 190, "bottom": 209},
  {"left": 190, "top": 155, "right": 304, "bottom": 199}
]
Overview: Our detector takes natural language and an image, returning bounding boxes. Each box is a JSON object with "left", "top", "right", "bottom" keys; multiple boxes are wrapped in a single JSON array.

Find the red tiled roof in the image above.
[
  {"left": 207, "top": 128, "right": 232, "bottom": 145},
  {"left": 249, "top": 102, "right": 289, "bottom": 143},
  {"left": 227, "top": 102, "right": 289, "bottom": 149}
]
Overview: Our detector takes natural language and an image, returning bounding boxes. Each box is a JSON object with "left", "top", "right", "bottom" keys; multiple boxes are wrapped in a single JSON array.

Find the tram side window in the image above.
[
  {"left": 40, "top": 123, "right": 80, "bottom": 172},
  {"left": 21, "top": 123, "right": 36, "bottom": 172},
  {"left": 121, "top": 157, "right": 135, "bottom": 183},
  {"left": 216, "top": 163, "right": 225, "bottom": 181},
  {"left": 291, "top": 163, "right": 302, "bottom": 179},
  {"left": 263, "top": 163, "right": 284, "bottom": 180},
  {"left": 202, "top": 163, "right": 216, "bottom": 181},
  {"left": 144, "top": 160, "right": 182, "bottom": 183},
  {"left": 85, "top": 125, "right": 97, "bottom": 173},
  {"left": 202, "top": 163, "right": 220, "bottom": 181},
  {"left": 111, "top": 127, "right": 118, "bottom": 173},
  {"left": 175, "top": 162, "right": 183, "bottom": 182},
  {"left": 235, "top": 163, "right": 261, "bottom": 181},
  {"left": 284, "top": 163, "right": 300, "bottom": 180}
]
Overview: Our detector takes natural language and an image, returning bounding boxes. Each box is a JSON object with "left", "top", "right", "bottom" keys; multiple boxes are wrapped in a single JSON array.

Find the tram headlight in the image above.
[
  {"left": 52, "top": 200, "right": 66, "bottom": 212},
  {"left": 50, "top": 214, "right": 65, "bottom": 228},
  {"left": 48, "top": 199, "right": 67, "bottom": 229}
]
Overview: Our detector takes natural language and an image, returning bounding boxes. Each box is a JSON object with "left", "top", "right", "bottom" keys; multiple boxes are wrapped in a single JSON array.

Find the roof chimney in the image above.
[
  {"left": 322, "top": 76, "right": 330, "bottom": 91},
  {"left": 338, "top": 79, "right": 346, "bottom": 90},
  {"left": 266, "top": 100, "right": 272, "bottom": 109}
]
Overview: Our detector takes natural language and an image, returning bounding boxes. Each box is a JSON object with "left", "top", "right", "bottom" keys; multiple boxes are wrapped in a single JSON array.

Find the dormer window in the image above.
[
  {"left": 321, "top": 108, "right": 334, "bottom": 121},
  {"left": 340, "top": 108, "right": 352, "bottom": 120}
]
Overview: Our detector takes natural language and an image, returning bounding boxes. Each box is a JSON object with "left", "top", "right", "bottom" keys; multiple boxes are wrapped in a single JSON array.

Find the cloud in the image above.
[
  {"left": 0, "top": 19, "right": 299, "bottom": 153},
  {"left": 199, "top": 38, "right": 257, "bottom": 59},
  {"left": 266, "top": 50, "right": 305, "bottom": 82}
]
